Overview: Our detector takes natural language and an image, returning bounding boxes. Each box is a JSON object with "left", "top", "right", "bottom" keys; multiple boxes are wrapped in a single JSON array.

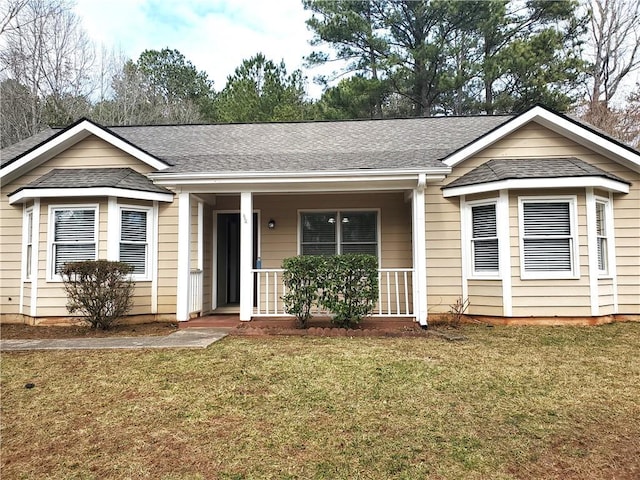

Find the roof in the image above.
[
  {"left": 9, "top": 168, "right": 172, "bottom": 196},
  {"left": 1, "top": 116, "right": 512, "bottom": 174},
  {"left": 444, "top": 158, "right": 630, "bottom": 189}
]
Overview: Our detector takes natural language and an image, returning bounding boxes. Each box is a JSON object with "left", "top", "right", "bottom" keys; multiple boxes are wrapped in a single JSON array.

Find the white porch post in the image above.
[
  {"left": 176, "top": 191, "right": 191, "bottom": 321},
  {"left": 239, "top": 191, "right": 254, "bottom": 321},
  {"left": 412, "top": 174, "right": 428, "bottom": 326}
]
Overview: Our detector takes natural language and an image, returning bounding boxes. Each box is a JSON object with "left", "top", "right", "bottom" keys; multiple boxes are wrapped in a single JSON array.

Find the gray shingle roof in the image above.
[
  {"left": 0, "top": 127, "right": 58, "bottom": 168},
  {"left": 10, "top": 168, "right": 173, "bottom": 195},
  {"left": 444, "top": 158, "right": 630, "bottom": 189},
  {"left": 1, "top": 116, "right": 512, "bottom": 173}
]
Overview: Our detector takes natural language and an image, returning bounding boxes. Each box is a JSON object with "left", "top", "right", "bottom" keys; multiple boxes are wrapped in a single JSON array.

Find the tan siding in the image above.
[
  {"left": 468, "top": 280, "right": 503, "bottom": 315},
  {"left": 202, "top": 203, "right": 213, "bottom": 312},
  {"left": 156, "top": 200, "right": 179, "bottom": 315},
  {"left": 0, "top": 196, "right": 23, "bottom": 315},
  {"left": 598, "top": 278, "right": 615, "bottom": 315}
]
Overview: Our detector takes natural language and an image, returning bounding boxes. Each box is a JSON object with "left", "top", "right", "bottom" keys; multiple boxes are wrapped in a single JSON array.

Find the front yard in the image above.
[{"left": 1, "top": 324, "right": 639, "bottom": 479}]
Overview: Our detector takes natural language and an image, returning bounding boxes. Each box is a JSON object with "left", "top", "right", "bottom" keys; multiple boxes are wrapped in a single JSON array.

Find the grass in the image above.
[{"left": 1, "top": 323, "right": 639, "bottom": 479}]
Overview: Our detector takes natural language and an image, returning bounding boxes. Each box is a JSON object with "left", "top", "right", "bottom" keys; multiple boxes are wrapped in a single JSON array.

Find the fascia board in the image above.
[
  {"left": 442, "top": 176, "right": 630, "bottom": 198},
  {"left": 9, "top": 187, "right": 174, "bottom": 205}
]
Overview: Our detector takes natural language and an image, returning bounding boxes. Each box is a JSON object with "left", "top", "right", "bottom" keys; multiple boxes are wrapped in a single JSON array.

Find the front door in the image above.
[{"left": 216, "top": 213, "right": 258, "bottom": 306}]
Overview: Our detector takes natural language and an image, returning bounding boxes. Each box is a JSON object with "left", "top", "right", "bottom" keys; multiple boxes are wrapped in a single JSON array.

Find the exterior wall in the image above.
[
  {"left": 156, "top": 198, "right": 179, "bottom": 316},
  {"left": 468, "top": 280, "right": 503, "bottom": 316},
  {"left": 0, "top": 135, "right": 160, "bottom": 322},
  {"left": 436, "top": 121, "right": 640, "bottom": 317}
]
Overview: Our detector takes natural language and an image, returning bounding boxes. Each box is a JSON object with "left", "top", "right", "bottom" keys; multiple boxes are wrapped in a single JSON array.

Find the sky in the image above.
[{"left": 73, "top": 0, "right": 328, "bottom": 98}]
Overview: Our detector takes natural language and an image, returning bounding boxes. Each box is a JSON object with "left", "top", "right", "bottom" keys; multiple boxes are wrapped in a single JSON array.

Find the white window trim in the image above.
[
  {"left": 47, "top": 204, "right": 99, "bottom": 282},
  {"left": 297, "top": 208, "right": 382, "bottom": 259},
  {"left": 22, "top": 206, "right": 34, "bottom": 282},
  {"left": 118, "top": 204, "right": 153, "bottom": 281},
  {"left": 595, "top": 196, "right": 613, "bottom": 279},
  {"left": 463, "top": 198, "right": 500, "bottom": 279},
  {"left": 518, "top": 195, "right": 579, "bottom": 280}
]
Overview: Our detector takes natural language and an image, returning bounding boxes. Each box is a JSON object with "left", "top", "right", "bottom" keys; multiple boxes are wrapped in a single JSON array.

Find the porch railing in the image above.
[
  {"left": 252, "top": 268, "right": 414, "bottom": 317},
  {"left": 189, "top": 269, "right": 203, "bottom": 314}
]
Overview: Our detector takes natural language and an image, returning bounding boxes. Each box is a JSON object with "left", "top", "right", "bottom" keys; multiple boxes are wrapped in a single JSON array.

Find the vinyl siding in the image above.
[
  {"left": 0, "top": 135, "right": 159, "bottom": 320},
  {"left": 468, "top": 280, "right": 503, "bottom": 316}
]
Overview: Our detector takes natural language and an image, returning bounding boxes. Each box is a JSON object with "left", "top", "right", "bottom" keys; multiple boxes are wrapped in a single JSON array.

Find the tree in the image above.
[
  {"left": 0, "top": 0, "right": 94, "bottom": 142},
  {"left": 214, "top": 53, "right": 309, "bottom": 123},
  {"left": 0, "top": 78, "right": 38, "bottom": 147}
]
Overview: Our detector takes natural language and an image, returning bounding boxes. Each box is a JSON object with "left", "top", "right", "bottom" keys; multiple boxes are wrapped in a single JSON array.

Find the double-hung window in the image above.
[
  {"left": 300, "top": 211, "right": 378, "bottom": 256},
  {"left": 24, "top": 208, "right": 34, "bottom": 280},
  {"left": 119, "top": 207, "right": 151, "bottom": 279},
  {"left": 50, "top": 206, "right": 97, "bottom": 278},
  {"left": 595, "top": 199, "right": 610, "bottom": 275},
  {"left": 470, "top": 202, "right": 499, "bottom": 275},
  {"left": 519, "top": 197, "right": 577, "bottom": 278}
]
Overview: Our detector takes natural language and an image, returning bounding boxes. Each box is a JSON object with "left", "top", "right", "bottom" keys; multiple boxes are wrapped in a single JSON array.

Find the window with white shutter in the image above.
[
  {"left": 119, "top": 207, "right": 150, "bottom": 278},
  {"left": 471, "top": 203, "right": 498, "bottom": 274},
  {"left": 595, "top": 200, "right": 608, "bottom": 274},
  {"left": 519, "top": 198, "right": 577, "bottom": 278},
  {"left": 300, "top": 210, "right": 378, "bottom": 256},
  {"left": 50, "top": 207, "right": 97, "bottom": 277}
]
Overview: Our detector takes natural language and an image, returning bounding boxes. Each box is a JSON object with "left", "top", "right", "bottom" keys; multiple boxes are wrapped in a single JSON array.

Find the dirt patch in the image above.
[
  {"left": 231, "top": 324, "right": 466, "bottom": 340},
  {"left": 0, "top": 322, "right": 178, "bottom": 340}
]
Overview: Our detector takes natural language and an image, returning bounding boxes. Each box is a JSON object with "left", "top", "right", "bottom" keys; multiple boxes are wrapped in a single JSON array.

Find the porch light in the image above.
[
  {"left": 342, "top": 217, "right": 350, "bottom": 223},
  {"left": 328, "top": 217, "right": 336, "bottom": 224},
  {"left": 267, "top": 219, "right": 276, "bottom": 229}
]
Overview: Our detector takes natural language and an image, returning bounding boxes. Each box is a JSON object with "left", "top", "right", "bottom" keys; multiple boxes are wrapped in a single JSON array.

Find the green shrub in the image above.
[
  {"left": 281, "top": 254, "right": 379, "bottom": 329},
  {"left": 282, "top": 255, "right": 324, "bottom": 328},
  {"left": 61, "top": 260, "right": 135, "bottom": 330},
  {"left": 320, "top": 254, "right": 379, "bottom": 328}
]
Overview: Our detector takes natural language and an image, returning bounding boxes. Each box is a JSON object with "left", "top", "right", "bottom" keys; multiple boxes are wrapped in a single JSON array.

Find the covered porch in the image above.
[{"left": 158, "top": 172, "right": 439, "bottom": 326}]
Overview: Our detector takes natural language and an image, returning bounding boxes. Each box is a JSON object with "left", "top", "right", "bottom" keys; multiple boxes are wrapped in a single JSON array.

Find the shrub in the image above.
[
  {"left": 320, "top": 254, "right": 378, "bottom": 328},
  {"left": 61, "top": 260, "right": 135, "bottom": 330},
  {"left": 282, "top": 255, "right": 324, "bottom": 328},
  {"left": 281, "top": 254, "right": 379, "bottom": 329}
]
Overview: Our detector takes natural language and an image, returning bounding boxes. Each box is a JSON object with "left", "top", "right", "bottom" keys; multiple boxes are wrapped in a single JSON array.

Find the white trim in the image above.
[
  {"left": 197, "top": 201, "right": 204, "bottom": 271},
  {"left": 117, "top": 204, "right": 153, "bottom": 281},
  {"left": 211, "top": 211, "right": 218, "bottom": 312},
  {"left": 498, "top": 190, "right": 512, "bottom": 317},
  {"left": 107, "top": 197, "right": 119, "bottom": 261},
  {"left": 296, "top": 208, "right": 381, "bottom": 257},
  {"left": 518, "top": 195, "right": 579, "bottom": 280},
  {"left": 9, "top": 187, "right": 173, "bottom": 205},
  {"left": 0, "top": 120, "right": 169, "bottom": 184},
  {"left": 586, "top": 188, "right": 599, "bottom": 316},
  {"left": 151, "top": 201, "right": 158, "bottom": 314},
  {"left": 46, "top": 204, "right": 100, "bottom": 282},
  {"left": 176, "top": 192, "right": 191, "bottom": 321},
  {"left": 442, "top": 176, "right": 629, "bottom": 198},
  {"left": 608, "top": 191, "right": 619, "bottom": 313},
  {"left": 239, "top": 192, "right": 254, "bottom": 321},
  {"left": 19, "top": 205, "right": 31, "bottom": 314},
  {"left": 30, "top": 199, "right": 40, "bottom": 317},
  {"left": 443, "top": 106, "right": 640, "bottom": 172},
  {"left": 412, "top": 174, "right": 428, "bottom": 326},
  {"left": 459, "top": 196, "right": 469, "bottom": 303}
]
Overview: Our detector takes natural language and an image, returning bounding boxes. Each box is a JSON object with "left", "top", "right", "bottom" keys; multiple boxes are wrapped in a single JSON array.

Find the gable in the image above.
[{"left": 0, "top": 119, "right": 169, "bottom": 185}]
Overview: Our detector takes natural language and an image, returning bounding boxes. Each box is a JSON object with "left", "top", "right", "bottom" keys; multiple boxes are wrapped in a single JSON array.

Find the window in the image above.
[
  {"left": 24, "top": 208, "right": 33, "bottom": 280},
  {"left": 520, "top": 198, "right": 576, "bottom": 277},
  {"left": 300, "top": 211, "right": 378, "bottom": 256},
  {"left": 51, "top": 207, "right": 97, "bottom": 277},
  {"left": 471, "top": 203, "right": 498, "bottom": 274},
  {"left": 119, "top": 207, "right": 151, "bottom": 278},
  {"left": 595, "top": 200, "right": 609, "bottom": 274}
]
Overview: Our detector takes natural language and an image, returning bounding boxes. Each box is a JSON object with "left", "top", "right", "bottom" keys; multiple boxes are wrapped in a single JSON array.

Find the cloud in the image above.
[{"left": 75, "top": 0, "right": 328, "bottom": 98}]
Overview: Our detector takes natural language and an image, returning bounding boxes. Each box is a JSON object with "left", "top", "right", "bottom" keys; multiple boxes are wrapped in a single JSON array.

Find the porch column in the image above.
[
  {"left": 176, "top": 191, "right": 191, "bottom": 322},
  {"left": 239, "top": 191, "right": 253, "bottom": 321},
  {"left": 412, "top": 175, "right": 428, "bottom": 326}
]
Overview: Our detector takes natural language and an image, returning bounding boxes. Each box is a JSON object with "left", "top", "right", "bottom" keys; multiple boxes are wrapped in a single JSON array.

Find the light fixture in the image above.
[
  {"left": 327, "top": 217, "right": 336, "bottom": 224},
  {"left": 342, "top": 217, "right": 350, "bottom": 224},
  {"left": 267, "top": 219, "right": 276, "bottom": 229}
]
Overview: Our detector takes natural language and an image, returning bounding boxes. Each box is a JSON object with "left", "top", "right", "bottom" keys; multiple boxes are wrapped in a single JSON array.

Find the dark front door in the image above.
[{"left": 216, "top": 213, "right": 258, "bottom": 306}]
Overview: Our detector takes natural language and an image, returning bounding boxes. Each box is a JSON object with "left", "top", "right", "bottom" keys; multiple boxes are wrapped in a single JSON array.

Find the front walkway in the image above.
[{"left": 0, "top": 328, "right": 231, "bottom": 351}]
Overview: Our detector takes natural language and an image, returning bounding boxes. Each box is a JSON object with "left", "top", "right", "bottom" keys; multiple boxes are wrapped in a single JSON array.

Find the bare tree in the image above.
[
  {"left": 0, "top": 0, "right": 29, "bottom": 36},
  {"left": 0, "top": 0, "right": 94, "bottom": 145},
  {"left": 587, "top": 0, "right": 640, "bottom": 108}
]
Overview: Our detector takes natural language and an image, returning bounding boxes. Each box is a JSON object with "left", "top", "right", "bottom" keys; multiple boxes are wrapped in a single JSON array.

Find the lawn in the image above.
[{"left": 2, "top": 323, "right": 639, "bottom": 479}]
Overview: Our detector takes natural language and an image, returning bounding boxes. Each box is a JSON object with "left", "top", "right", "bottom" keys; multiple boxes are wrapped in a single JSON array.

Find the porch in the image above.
[{"left": 168, "top": 175, "right": 434, "bottom": 326}]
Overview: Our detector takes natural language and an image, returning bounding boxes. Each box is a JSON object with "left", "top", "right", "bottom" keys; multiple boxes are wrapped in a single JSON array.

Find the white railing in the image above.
[
  {"left": 189, "top": 269, "right": 203, "bottom": 314},
  {"left": 251, "top": 268, "right": 414, "bottom": 317}
]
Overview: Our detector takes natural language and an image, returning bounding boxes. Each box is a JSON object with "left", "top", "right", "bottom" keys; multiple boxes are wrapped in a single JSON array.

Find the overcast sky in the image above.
[{"left": 74, "top": 0, "right": 328, "bottom": 98}]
